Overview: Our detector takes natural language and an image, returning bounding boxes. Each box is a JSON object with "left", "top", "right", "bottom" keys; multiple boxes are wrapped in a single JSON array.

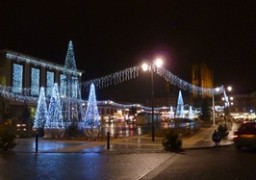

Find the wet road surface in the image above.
[{"left": 0, "top": 152, "right": 174, "bottom": 180}]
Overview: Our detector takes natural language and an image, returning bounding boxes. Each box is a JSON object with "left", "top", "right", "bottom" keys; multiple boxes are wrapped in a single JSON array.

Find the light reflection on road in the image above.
[
  {"left": 103, "top": 123, "right": 140, "bottom": 137},
  {"left": 102, "top": 121, "right": 198, "bottom": 137}
]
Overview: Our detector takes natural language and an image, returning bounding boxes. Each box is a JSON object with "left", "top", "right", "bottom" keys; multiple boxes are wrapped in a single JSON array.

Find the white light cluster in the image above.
[
  {"left": 45, "top": 83, "right": 64, "bottom": 129},
  {"left": 64, "top": 41, "right": 77, "bottom": 70},
  {"left": 156, "top": 67, "right": 224, "bottom": 96},
  {"left": 6, "top": 52, "right": 82, "bottom": 76},
  {"left": 83, "top": 83, "right": 100, "bottom": 128},
  {"left": 31, "top": 67, "right": 40, "bottom": 96},
  {"left": 60, "top": 74, "right": 67, "bottom": 96},
  {"left": 12, "top": 63, "right": 23, "bottom": 93},
  {"left": 46, "top": 71, "right": 54, "bottom": 96},
  {"left": 176, "top": 90, "right": 185, "bottom": 118},
  {"left": 83, "top": 65, "right": 224, "bottom": 96},
  {"left": 1, "top": 82, "right": 200, "bottom": 115},
  {"left": 96, "top": 100, "right": 175, "bottom": 112},
  {"left": 83, "top": 66, "right": 139, "bottom": 90},
  {"left": 33, "top": 87, "right": 48, "bottom": 129},
  {"left": 0, "top": 84, "right": 38, "bottom": 103}
]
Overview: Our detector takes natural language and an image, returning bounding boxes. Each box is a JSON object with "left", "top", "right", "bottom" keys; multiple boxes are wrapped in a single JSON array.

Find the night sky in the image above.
[{"left": 1, "top": 1, "right": 256, "bottom": 102}]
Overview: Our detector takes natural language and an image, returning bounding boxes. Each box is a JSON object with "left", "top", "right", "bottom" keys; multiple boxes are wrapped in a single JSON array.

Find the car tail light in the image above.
[{"left": 240, "top": 134, "right": 256, "bottom": 138}]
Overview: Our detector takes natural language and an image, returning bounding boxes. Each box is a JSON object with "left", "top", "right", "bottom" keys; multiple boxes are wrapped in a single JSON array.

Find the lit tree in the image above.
[
  {"left": 176, "top": 90, "right": 185, "bottom": 118},
  {"left": 83, "top": 83, "right": 100, "bottom": 128},
  {"left": 188, "top": 106, "right": 194, "bottom": 119},
  {"left": 169, "top": 106, "right": 175, "bottom": 119},
  {"left": 62, "top": 40, "right": 81, "bottom": 122},
  {"left": 45, "top": 83, "right": 64, "bottom": 129},
  {"left": 33, "top": 87, "right": 48, "bottom": 129},
  {"left": 64, "top": 40, "right": 77, "bottom": 70}
]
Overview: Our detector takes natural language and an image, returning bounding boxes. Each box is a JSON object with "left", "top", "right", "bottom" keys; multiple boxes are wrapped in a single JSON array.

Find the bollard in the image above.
[
  {"left": 35, "top": 133, "right": 39, "bottom": 152},
  {"left": 107, "top": 131, "right": 110, "bottom": 150}
]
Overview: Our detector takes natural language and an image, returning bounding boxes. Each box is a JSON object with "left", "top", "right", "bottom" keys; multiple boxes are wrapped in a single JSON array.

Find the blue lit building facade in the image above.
[{"left": 0, "top": 49, "right": 83, "bottom": 124}]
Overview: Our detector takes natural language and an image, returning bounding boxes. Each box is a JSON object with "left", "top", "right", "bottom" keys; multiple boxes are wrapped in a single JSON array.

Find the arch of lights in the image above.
[{"left": 0, "top": 64, "right": 225, "bottom": 111}]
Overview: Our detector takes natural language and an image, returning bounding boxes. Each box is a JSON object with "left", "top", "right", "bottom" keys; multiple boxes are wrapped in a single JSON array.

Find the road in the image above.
[
  {"left": 151, "top": 146, "right": 256, "bottom": 180},
  {"left": 1, "top": 145, "right": 255, "bottom": 180},
  {"left": 0, "top": 151, "right": 172, "bottom": 180}
]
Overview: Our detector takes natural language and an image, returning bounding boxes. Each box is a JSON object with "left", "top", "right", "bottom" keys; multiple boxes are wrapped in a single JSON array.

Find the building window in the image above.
[
  {"left": 60, "top": 74, "right": 66, "bottom": 97},
  {"left": 72, "top": 76, "right": 78, "bottom": 98},
  {"left": 31, "top": 67, "right": 40, "bottom": 96},
  {"left": 12, "top": 63, "right": 23, "bottom": 93},
  {"left": 46, "top": 71, "right": 54, "bottom": 96}
]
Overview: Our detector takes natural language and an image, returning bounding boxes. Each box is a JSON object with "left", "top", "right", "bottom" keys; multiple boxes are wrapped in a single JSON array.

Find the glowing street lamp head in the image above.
[
  {"left": 154, "top": 58, "right": 163, "bottom": 68},
  {"left": 141, "top": 63, "right": 149, "bottom": 71},
  {"left": 227, "top": 86, "right": 232, "bottom": 92},
  {"left": 215, "top": 87, "right": 220, "bottom": 92}
]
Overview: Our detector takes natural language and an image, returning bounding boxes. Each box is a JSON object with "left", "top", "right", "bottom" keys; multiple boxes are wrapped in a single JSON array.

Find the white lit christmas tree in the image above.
[
  {"left": 169, "top": 106, "right": 175, "bottom": 119},
  {"left": 62, "top": 40, "right": 81, "bottom": 122},
  {"left": 33, "top": 87, "right": 48, "bottom": 129},
  {"left": 176, "top": 90, "right": 185, "bottom": 118},
  {"left": 188, "top": 106, "right": 194, "bottom": 119},
  {"left": 45, "top": 83, "right": 64, "bottom": 129},
  {"left": 64, "top": 40, "right": 77, "bottom": 70},
  {"left": 83, "top": 83, "right": 100, "bottom": 128}
]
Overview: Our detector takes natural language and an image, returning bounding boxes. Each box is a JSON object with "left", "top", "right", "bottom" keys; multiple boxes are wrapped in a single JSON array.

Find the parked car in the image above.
[{"left": 233, "top": 122, "right": 256, "bottom": 150}]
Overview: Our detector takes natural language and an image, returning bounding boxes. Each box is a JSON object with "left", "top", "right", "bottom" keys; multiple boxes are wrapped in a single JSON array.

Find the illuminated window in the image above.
[
  {"left": 12, "top": 63, "right": 23, "bottom": 93},
  {"left": 60, "top": 74, "right": 66, "bottom": 96},
  {"left": 46, "top": 71, "right": 54, "bottom": 96},
  {"left": 31, "top": 67, "right": 40, "bottom": 96},
  {"left": 72, "top": 76, "right": 78, "bottom": 98}
]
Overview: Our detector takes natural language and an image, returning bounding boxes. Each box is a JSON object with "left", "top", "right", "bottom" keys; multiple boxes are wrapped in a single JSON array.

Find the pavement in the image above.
[{"left": 10, "top": 124, "right": 235, "bottom": 153}]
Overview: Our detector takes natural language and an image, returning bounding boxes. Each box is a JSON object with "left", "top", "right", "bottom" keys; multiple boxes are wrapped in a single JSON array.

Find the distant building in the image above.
[{"left": 192, "top": 62, "right": 213, "bottom": 98}]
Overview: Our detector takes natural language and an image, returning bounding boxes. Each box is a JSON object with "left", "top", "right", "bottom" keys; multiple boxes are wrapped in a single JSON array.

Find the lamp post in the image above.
[
  {"left": 212, "top": 92, "right": 216, "bottom": 127},
  {"left": 223, "top": 85, "right": 233, "bottom": 125},
  {"left": 142, "top": 58, "right": 163, "bottom": 142},
  {"left": 212, "top": 87, "right": 220, "bottom": 127}
]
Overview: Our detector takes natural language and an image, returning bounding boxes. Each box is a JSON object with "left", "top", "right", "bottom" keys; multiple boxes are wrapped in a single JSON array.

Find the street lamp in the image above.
[
  {"left": 141, "top": 58, "right": 164, "bottom": 141},
  {"left": 212, "top": 87, "right": 220, "bottom": 127},
  {"left": 223, "top": 86, "right": 233, "bottom": 125},
  {"left": 227, "top": 86, "right": 232, "bottom": 92}
]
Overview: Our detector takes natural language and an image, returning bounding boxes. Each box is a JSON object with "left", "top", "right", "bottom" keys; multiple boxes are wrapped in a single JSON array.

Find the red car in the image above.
[{"left": 233, "top": 122, "right": 256, "bottom": 150}]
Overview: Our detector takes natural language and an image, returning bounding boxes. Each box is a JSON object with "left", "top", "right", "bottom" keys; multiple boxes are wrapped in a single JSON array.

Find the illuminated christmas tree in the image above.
[
  {"left": 33, "top": 87, "right": 48, "bottom": 129},
  {"left": 188, "top": 106, "right": 194, "bottom": 119},
  {"left": 62, "top": 40, "right": 81, "bottom": 122},
  {"left": 169, "top": 106, "right": 175, "bottom": 119},
  {"left": 64, "top": 40, "right": 77, "bottom": 70},
  {"left": 45, "top": 83, "right": 64, "bottom": 129},
  {"left": 176, "top": 90, "right": 185, "bottom": 118},
  {"left": 83, "top": 83, "right": 100, "bottom": 128}
]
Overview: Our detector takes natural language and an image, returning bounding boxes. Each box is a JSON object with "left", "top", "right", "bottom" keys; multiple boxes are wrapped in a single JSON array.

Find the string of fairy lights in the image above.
[
  {"left": 83, "top": 66, "right": 140, "bottom": 90},
  {"left": 0, "top": 62, "right": 226, "bottom": 110},
  {"left": 0, "top": 82, "right": 174, "bottom": 111},
  {"left": 156, "top": 67, "right": 225, "bottom": 95}
]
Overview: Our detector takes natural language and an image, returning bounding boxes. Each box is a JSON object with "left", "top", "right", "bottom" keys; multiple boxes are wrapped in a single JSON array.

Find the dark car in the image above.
[{"left": 233, "top": 122, "right": 256, "bottom": 150}]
